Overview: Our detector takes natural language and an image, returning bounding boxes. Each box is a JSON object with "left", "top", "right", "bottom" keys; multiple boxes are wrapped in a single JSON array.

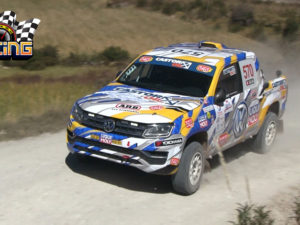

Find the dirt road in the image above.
[{"left": 1, "top": 71, "right": 300, "bottom": 225}]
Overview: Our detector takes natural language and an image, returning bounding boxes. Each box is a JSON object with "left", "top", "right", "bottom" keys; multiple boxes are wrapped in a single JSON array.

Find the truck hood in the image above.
[{"left": 77, "top": 83, "right": 203, "bottom": 123}]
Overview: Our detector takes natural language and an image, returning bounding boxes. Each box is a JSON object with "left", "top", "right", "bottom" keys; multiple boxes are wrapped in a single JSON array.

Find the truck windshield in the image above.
[{"left": 118, "top": 63, "right": 212, "bottom": 97}]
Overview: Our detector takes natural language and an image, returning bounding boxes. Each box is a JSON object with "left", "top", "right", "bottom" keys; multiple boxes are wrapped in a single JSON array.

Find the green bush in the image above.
[
  {"left": 151, "top": 0, "right": 163, "bottom": 11},
  {"left": 282, "top": 15, "right": 299, "bottom": 40},
  {"left": 294, "top": 197, "right": 300, "bottom": 225},
  {"left": 230, "top": 4, "right": 254, "bottom": 26},
  {"left": 100, "top": 46, "right": 130, "bottom": 62},
  {"left": 249, "top": 24, "right": 266, "bottom": 41},
  {"left": 162, "top": 2, "right": 183, "bottom": 15},
  {"left": 230, "top": 203, "right": 274, "bottom": 225},
  {"left": 136, "top": 0, "right": 147, "bottom": 7},
  {"left": 2, "top": 45, "right": 59, "bottom": 70},
  {"left": 62, "top": 52, "right": 92, "bottom": 66}
]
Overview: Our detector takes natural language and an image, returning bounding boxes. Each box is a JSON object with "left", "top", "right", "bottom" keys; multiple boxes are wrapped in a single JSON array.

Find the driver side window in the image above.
[{"left": 216, "top": 63, "right": 243, "bottom": 98}]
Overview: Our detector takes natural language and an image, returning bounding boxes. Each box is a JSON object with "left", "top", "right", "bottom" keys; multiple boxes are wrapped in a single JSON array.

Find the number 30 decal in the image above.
[{"left": 243, "top": 64, "right": 254, "bottom": 79}]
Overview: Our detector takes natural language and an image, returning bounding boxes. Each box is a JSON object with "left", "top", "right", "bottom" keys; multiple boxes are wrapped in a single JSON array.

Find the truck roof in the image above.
[{"left": 144, "top": 41, "right": 259, "bottom": 70}]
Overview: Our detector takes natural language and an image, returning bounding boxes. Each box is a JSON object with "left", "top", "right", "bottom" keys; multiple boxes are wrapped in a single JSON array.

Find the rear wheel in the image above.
[
  {"left": 252, "top": 112, "right": 278, "bottom": 154},
  {"left": 172, "top": 142, "right": 205, "bottom": 195}
]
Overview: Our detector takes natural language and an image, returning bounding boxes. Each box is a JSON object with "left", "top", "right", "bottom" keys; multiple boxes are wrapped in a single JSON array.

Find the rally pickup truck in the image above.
[{"left": 67, "top": 41, "right": 287, "bottom": 195}]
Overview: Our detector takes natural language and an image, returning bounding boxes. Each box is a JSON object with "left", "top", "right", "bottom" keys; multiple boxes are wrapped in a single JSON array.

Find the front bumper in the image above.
[{"left": 67, "top": 125, "right": 182, "bottom": 174}]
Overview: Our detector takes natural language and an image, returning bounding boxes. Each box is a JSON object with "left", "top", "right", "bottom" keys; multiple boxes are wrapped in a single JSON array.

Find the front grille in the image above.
[
  {"left": 68, "top": 131, "right": 168, "bottom": 165},
  {"left": 79, "top": 111, "right": 147, "bottom": 138}
]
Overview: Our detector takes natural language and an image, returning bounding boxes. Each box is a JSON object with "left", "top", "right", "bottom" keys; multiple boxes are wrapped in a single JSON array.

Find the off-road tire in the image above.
[
  {"left": 172, "top": 142, "right": 205, "bottom": 195},
  {"left": 252, "top": 112, "right": 278, "bottom": 154}
]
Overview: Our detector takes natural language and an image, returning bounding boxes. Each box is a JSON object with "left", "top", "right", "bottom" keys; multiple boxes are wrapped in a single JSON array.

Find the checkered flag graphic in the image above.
[{"left": 0, "top": 11, "right": 40, "bottom": 42}]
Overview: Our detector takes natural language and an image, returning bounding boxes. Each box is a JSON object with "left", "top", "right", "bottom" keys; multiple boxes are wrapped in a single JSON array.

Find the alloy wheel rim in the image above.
[
  {"left": 265, "top": 121, "right": 276, "bottom": 146},
  {"left": 189, "top": 152, "right": 203, "bottom": 186}
]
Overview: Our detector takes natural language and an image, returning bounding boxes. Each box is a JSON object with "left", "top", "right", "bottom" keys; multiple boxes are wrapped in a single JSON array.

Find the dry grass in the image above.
[{"left": 1, "top": 0, "right": 288, "bottom": 56}]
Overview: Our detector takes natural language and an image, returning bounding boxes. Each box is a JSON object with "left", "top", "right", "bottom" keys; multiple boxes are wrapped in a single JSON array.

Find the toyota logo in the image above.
[{"left": 103, "top": 119, "right": 115, "bottom": 133}]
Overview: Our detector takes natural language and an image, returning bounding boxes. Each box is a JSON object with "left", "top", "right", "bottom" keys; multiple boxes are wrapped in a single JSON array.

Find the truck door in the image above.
[
  {"left": 213, "top": 63, "right": 246, "bottom": 150},
  {"left": 238, "top": 59, "right": 260, "bottom": 137}
]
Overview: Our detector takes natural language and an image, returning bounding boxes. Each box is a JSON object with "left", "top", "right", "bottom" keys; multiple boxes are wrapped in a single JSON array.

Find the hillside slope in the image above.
[{"left": 1, "top": 0, "right": 283, "bottom": 64}]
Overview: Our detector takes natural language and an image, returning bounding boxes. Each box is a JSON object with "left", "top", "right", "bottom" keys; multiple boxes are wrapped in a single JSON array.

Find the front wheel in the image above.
[
  {"left": 172, "top": 142, "right": 205, "bottom": 195},
  {"left": 251, "top": 112, "right": 278, "bottom": 154}
]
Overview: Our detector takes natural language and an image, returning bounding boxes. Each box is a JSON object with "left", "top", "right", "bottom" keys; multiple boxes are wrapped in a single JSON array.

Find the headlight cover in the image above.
[
  {"left": 72, "top": 103, "right": 84, "bottom": 123},
  {"left": 143, "top": 123, "right": 174, "bottom": 138}
]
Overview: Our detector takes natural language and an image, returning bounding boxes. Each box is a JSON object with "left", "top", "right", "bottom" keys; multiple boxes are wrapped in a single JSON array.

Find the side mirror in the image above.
[
  {"left": 215, "top": 88, "right": 226, "bottom": 106},
  {"left": 263, "top": 82, "right": 269, "bottom": 90},
  {"left": 276, "top": 70, "right": 282, "bottom": 77},
  {"left": 116, "top": 71, "right": 122, "bottom": 78}
]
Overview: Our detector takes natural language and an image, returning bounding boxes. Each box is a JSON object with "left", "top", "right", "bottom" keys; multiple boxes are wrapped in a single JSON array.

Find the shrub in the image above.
[
  {"left": 282, "top": 15, "right": 299, "bottom": 40},
  {"left": 230, "top": 203, "right": 274, "bottom": 225},
  {"left": 188, "top": 0, "right": 204, "bottom": 10},
  {"left": 136, "top": 0, "right": 147, "bottom": 8},
  {"left": 101, "top": 46, "right": 129, "bottom": 62},
  {"left": 162, "top": 2, "right": 183, "bottom": 15},
  {"left": 249, "top": 24, "right": 266, "bottom": 41},
  {"left": 293, "top": 197, "right": 300, "bottom": 225},
  {"left": 21, "top": 45, "right": 59, "bottom": 70},
  {"left": 62, "top": 52, "right": 91, "bottom": 66},
  {"left": 151, "top": 0, "right": 163, "bottom": 11},
  {"left": 230, "top": 4, "right": 254, "bottom": 26},
  {"left": 2, "top": 45, "right": 59, "bottom": 70}
]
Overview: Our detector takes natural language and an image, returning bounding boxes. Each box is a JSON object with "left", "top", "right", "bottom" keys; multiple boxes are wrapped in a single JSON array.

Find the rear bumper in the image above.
[{"left": 67, "top": 129, "right": 180, "bottom": 174}]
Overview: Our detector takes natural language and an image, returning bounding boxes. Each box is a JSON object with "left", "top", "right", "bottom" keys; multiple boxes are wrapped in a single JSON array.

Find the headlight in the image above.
[
  {"left": 72, "top": 103, "right": 84, "bottom": 122},
  {"left": 143, "top": 124, "right": 173, "bottom": 138}
]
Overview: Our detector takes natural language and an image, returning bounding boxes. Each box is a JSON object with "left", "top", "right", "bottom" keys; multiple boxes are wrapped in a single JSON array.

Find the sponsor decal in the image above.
[
  {"left": 156, "top": 57, "right": 192, "bottom": 69},
  {"left": 248, "top": 101, "right": 259, "bottom": 116},
  {"left": 248, "top": 114, "right": 259, "bottom": 126},
  {"left": 246, "top": 78, "right": 255, "bottom": 86},
  {"left": 185, "top": 118, "right": 194, "bottom": 128},
  {"left": 218, "top": 133, "right": 230, "bottom": 147},
  {"left": 273, "top": 79, "right": 286, "bottom": 88},
  {"left": 144, "top": 96, "right": 162, "bottom": 102},
  {"left": 116, "top": 103, "right": 141, "bottom": 111},
  {"left": 139, "top": 56, "right": 153, "bottom": 62},
  {"left": 90, "top": 134, "right": 100, "bottom": 141},
  {"left": 203, "top": 105, "right": 214, "bottom": 113},
  {"left": 114, "top": 87, "right": 180, "bottom": 106},
  {"left": 243, "top": 64, "right": 255, "bottom": 86},
  {"left": 223, "top": 65, "right": 236, "bottom": 76},
  {"left": 199, "top": 119, "right": 208, "bottom": 128},
  {"left": 100, "top": 134, "right": 112, "bottom": 144},
  {"left": 247, "top": 100, "right": 260, "bottom": 126},
  {"left": 250, "top": 89, "right": 257, "bottom": 99},
  {"left": 233, "top": 103, "right": 248, "bottom": 138},
  {"left": 280, "top": 84, "right": 286, "bottom": 90},
  {"left": 112, "top": 139, "right": 122, "bottom": 145},
  {"left": 170, "top": 49, "right": 204, "bottom": 57},
  {"left": 162, "top": 138, "right": 183, "bottom": 146},
  {"left": 149, "top": 105, "right": 164, "bottom": 110},
  {"left": 224, "top": 100, "right": 233, "bottom": 114},
  {"left": 196, "top": 65, "right": 213, "bottom": 73},
  {"left": 170, "top": 157, "right": 180, "bottom": 166},
  {"left": 207, "top": 111, "right": 211, "bottom": 119}
]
